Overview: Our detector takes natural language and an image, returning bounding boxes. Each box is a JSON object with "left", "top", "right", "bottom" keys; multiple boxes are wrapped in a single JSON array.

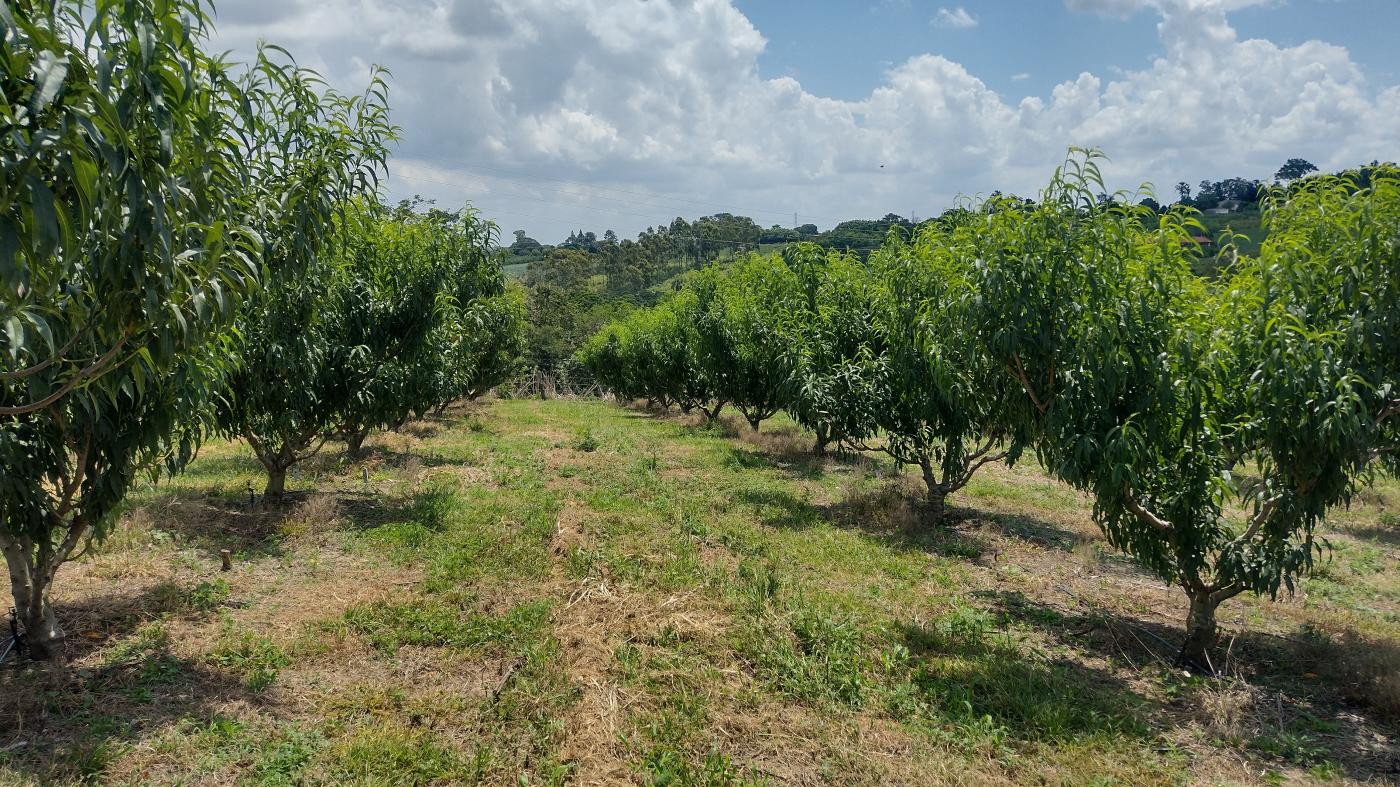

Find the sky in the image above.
[{"left": 210, "top": 0, "right": 1400, "bottom": 244}]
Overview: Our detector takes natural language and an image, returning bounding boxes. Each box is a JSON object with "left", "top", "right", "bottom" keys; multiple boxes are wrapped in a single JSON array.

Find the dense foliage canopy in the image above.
[
  {"left": 0, "top": 1, "right": 522, "bottom": 659},
  {"left": 0, "top": 0, "right": 282, "bottom": 657}
]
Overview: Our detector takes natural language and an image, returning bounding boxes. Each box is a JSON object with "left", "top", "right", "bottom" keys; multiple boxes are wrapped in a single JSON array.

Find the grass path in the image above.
[{"left": 1, "top": 398, "right": 1397, "bottom": 785}]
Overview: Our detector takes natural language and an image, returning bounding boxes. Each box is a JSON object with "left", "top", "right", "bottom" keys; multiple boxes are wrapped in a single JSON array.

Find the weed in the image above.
[
  {"left": 98, "top": 621, "right": 187, "bottom": 702},
  {"left": 904, "top": 599, "right": 998, "bottom": 655},
  {"left": 343, "top": 596, "right": 552, "bottom": 655},
  {"left": 281, "top": 493, "right": 342, "bottom": 538},
  {"left": 1307, "top": 761, "right": 1345, "bottom": 782},
  {"left": 66, "top": 740, "right": 120, "bottom": 783},
  {"left": 1191, "top": 678, "right": 1258, "bottom": 742},
  {"left": 1073, "top": 539, "right": 1106, "bottom": 571},
  {"left": 641, "top": 748, "right": 767, "bottom": 786},
  {"left": 207, "top": 626, "right": 290, "bottom": 691},
  {"left": 733, "top": 558, "right": 782, "bottom": 613},
  {"left": 744, "top": 607, "right": 872, "bottom": 707},
  {"left": 1294, "top": 624, "right": 1400, "bottom": 719},
  {"left": 187, "top": 578, "right": 232, "bottom": 612},
  {"left": 314, "top": 722, "right": 477, "bottom": 784},
  {"left": 573, "top": 428, "right": 601, "bottom": 452},
  {"left": 1250, "top": 729, "right": 1329, "bottom": 766}
]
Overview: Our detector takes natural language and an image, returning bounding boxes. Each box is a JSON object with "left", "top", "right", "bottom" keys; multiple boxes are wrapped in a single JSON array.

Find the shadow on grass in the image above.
[
  {"left": 1338, "top": 521, "right": 1400, "bottom": 548},
  {"left": 895, "top": 618, "right": 1155, "bottom": 743},
  {"left": 969, "top": 509, "right": 1080, "bottom": 552},
  {"left": 398, "top": 421, "right": 444, "bottom": 440},
  {"left": 983, "top": 589, "right": 1400, "bottom": 779},
  {"left": 135, "top": 491, "right": 289, "bottom": 561},
  {"left": 0, "top": 620, "right": 279, "bottom": 783},
  {"left": 617, "top": 403, "right": 881, "bottom": 480},
  {"left": 11, "top": 583, "right": 211, "bottom": 668},
  {"left": 737, "top": 483, "right": 993, "bottom": 559},
  {"left": 735, "top": 484, "right": 1078, "bottom": 562}
]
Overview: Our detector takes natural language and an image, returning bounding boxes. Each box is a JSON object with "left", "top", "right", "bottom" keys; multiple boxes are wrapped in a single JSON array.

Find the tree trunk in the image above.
[
  {"left": 2, "top": 536, "right": 65, "bottom": 661},
  {"left": 919, "top": 459, "right": 949, "bottom": 524},
  {"left": 813, "top": 424, "right": 831, "bottom": 457},
  {"left": 701, "top": 401, "right": 725, "bottom": 424},
  {"left": 345, "top": 428, "right": 369, "bottom": 461},
  {"left": 265, "top": 463, "right": 289, "bottom": 499},
  {"left": 925, "top": 487, "right": 948, "bottom": 524},
  {"left": 1179, "top": 591, "right": 1221, "bottom": 673},
  {"left": 18, "top": 592, "right": 62, "bottom": 660}
]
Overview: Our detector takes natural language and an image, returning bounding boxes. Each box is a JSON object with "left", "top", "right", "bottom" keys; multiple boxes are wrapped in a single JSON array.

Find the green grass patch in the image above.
[{"left": 343, "top": 596, "right": 552, "bottom": 655}]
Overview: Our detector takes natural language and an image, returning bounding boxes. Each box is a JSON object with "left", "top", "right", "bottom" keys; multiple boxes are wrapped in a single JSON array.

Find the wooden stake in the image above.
[{"left": 220, "top": 549, "right": 232, "bottom": 572}]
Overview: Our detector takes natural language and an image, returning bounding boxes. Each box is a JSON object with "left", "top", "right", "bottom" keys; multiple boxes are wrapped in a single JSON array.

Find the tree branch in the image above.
[
  {"left": 1377, "top": 398, "right": 1400, "bottom": 424},
  {"left": 1122, "top": 486, "right": 1175, "bottom": 533},
  {"left": 848, "top": 435, "right": 916, "bottom": 468},
  {"left": 1231, "top": 493, "right": 1282, "bottom": 548},
  {"left": 1008, "top": 353, "right": 1050, "bottom": 414},
  {"left": 47, "top": 512, "right": 92, "bottom": 586},
  {"left": 54, "top": 430, "right": 92, "bottom": 518},
  {"left": 243, "top": 430, "right": 272, "bottom": 466},
  {"left": 0, "top": 328, "right": 87, "bottom": 381},
  {"left": 0, "top": 330, "right": 132, "bottom": 417},
  {"left": 957, "top": 449, "right": 1010, "bottom": 488},
  {"left": 292, "top": 425, "right": 334, "bottom": 464},
  {"left": 1208, "top": 582, "right": 1247, "bottom": 605}
]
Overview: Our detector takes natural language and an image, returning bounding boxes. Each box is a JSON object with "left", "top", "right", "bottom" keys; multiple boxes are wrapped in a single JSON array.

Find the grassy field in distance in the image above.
[{"left": 1, "top": 398, "right": 1396, "bottom": 785}]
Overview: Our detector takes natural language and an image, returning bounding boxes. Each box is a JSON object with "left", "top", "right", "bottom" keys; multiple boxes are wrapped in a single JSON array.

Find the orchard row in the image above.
[
  {"left": 1, "top": 2, "right": 522, "bottom": 658},
  {"left": 578, "top": 151, "right": 1400, "bottom": 669}
]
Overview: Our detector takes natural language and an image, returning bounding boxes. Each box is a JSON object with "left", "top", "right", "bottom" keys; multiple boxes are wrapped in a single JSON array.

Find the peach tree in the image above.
[
  {"left": 845, "top": 225, "right": 1023, "bottom": 522},
  {"left": 333, "top": 202, "right": 508, "bottom": 457},
  {"left": 779, "top": 245, "right": 885, "bottom": 457},
  {"left": 217, "top": 62, "right": 395, "bottom": 496},
  {"left": 971, "top": 151, "right": 1397, "bottom": 669},
  {"left": 1, "top": 0, "right": 281, "bottom": 657}
]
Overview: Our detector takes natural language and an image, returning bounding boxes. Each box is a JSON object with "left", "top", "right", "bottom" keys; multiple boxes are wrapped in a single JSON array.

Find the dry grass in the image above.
[
  {"left": 279, "top": 493, "right": 343, "bottom": 539},
  {"left": 1192, "top": 678, "right": 1264, "bottom": 740},
  {"left": 3, "top": 399, "right": 1398, "bottom": 786}
]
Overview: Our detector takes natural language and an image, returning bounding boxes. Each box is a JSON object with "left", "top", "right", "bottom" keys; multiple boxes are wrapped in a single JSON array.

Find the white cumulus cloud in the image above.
[{"left": 207, "top": 0, "right": 1400, "bottom": 242}]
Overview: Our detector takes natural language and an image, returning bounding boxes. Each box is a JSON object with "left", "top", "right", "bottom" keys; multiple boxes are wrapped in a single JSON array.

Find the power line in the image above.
[
  {"left": 455, "top": 197, "right": 880, "bottom": 254},
  {"left": 425, "top": 160, "right": 798, "bottom": 219},
  {"left": 394, "top": 161, "right": 797, "bottom": 222},
  {"left": 395, "top": 170, "right": 709, "bottom": 225},
  {"left": 390, "top": 169, "right": 883, "bottom": 254}
]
